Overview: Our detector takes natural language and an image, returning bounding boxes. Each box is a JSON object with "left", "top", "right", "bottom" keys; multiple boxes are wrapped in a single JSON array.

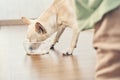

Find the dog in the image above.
[{"left": 22, "top": 0, "right": 80, "bottom": 55}]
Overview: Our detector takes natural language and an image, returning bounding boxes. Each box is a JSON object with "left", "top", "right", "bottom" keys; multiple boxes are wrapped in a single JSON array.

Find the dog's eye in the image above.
[
  {"left": 26, "top": 36, "right": 31, "bottom": 42},
  {"left": 25, "top": 39, "right": 29, "bottom": 42},
  {"left": 25, "top": 38, "right": 32, "bottom": 42}
]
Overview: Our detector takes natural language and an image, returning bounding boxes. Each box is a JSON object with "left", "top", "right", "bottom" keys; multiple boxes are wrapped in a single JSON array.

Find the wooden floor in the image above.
[{"left": 0, "top": 26, "right": 96, "bottom": 80}]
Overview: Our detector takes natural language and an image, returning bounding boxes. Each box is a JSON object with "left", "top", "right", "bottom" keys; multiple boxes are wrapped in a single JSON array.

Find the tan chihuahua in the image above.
[{"left": 22, "top": 0, "right": 80, "bottom": 55}]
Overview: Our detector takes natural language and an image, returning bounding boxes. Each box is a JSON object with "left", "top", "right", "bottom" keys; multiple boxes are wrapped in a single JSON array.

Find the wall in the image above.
[{"left": 0, "top": 0, "right": 53, "bottom": 19}]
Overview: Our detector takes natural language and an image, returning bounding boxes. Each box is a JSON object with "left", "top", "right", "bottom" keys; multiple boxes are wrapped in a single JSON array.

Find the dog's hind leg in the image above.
[
  {"left": 50, "top": 27, "right": 65, "bottom": 50},
  {"left": 63, "top": 28, "right": 80, "bottom": 56}
]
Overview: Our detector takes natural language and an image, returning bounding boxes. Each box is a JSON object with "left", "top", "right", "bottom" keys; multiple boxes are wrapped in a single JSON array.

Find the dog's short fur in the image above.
[{"left": 22, "top": 0, "right": 80, "bottom": 55}]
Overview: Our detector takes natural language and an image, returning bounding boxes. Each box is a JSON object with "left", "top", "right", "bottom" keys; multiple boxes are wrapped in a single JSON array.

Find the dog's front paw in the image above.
[
  {"left": 50, "top": 44, "right": 55, "bottom": 50},
  {"left": 63, "top": 51, "right": 72, "bottom": 56}
]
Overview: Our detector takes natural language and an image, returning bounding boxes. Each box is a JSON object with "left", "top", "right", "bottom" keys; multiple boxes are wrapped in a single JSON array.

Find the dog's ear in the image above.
[
  {"left": 21, "top": 17, "right": 31, "bottom": 25},
  {"left": 35, "top": 22, "right": 47, "bottom": 34}
]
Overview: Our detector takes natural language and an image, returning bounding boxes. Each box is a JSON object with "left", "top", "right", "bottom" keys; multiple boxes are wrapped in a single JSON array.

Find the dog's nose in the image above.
[{"left": 29, "top": 46, "right": 33, "bottom": 50}]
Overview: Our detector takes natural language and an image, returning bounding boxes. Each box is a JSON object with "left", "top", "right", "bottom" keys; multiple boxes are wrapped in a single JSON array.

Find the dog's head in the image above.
[{"left": 22, "top": 17, "right": 48, "bottom": 50}]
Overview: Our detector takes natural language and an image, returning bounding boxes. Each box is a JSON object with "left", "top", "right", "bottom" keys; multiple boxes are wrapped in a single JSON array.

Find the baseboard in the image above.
[{"left": 0, "top": 19, "right": 26, "bottom": 26}]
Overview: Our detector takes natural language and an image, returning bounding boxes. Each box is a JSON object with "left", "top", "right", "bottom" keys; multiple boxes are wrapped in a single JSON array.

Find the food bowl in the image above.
[{"left": 23, "top": 38, "right": 53, "bottom": 55}]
